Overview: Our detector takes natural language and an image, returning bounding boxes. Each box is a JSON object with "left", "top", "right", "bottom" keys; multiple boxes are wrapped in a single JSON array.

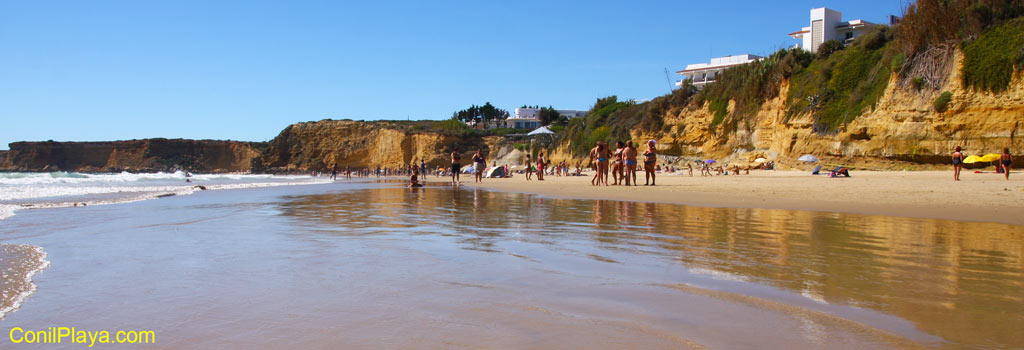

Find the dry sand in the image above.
[{"left": 432, "top": 169, "right": 1024, "bottom": 226}]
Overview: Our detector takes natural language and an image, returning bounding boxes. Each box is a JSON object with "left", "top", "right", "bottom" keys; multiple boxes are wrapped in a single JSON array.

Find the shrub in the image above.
[
  {"left": 934, "top": 91, "right": 953, "bottom": 112},
  {"left": 585, "top": 126, "right": 611, "bottom": 147},
  {"left": 961, "top": 18, "right": 1024, "bottom": 93},
  {"left": 912, "top": 77, "right": 926, "bottom": 90},
  {"left": 437, "top": 118, "right": 469, "bottom": 131},
  {"left": 708, "top": 98, "right": 729, "bottom": 127},
  {"left": 890, "top": 52, "right": 905, "bottom": 73},
  {"left": 817, "top": 40, "right": 845, "bottom": 59}
]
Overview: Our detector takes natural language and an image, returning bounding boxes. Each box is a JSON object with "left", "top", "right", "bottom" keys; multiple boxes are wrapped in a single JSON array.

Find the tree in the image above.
[
  {"left": 538, "top": 106, "right": 561, "bottom": 126},
  {"left": 452, "top": 102, "right": 509, "bottom": 125}
]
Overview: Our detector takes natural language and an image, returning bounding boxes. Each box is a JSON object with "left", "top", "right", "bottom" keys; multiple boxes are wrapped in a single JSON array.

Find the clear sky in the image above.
[{"left": 0, "top": 0, "right": 904, "bottom": 149}]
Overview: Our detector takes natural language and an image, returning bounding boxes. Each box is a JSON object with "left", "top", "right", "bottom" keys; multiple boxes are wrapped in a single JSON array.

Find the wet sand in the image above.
[
  {"left": 450, "top": 170, "right": 1024, "bottom": 226},
  {"left": 1, "top": 181, "right": 1022, "bottom": 349}
]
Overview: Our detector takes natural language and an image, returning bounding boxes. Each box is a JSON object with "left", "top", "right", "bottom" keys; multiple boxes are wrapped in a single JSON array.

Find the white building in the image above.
[
  {"left": 675, "top": 54, "right": 763, "bottom": 89},
  {"left": 788, "top": 8, "right": 876, "bottom": 52},
  {"left": 506, "top": 107, "right": 587, "bottom": 129}
]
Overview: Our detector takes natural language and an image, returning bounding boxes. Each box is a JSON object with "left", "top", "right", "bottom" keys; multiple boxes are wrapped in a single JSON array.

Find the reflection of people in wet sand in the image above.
[
  {"left": 451, "top": 147, "right": 462, "bottom": 185},
  {"left": 409, "top": 167, "right": 423, "bottom": 187},
  {"left": 643, "top": 140, "right": 657, "bottom": 186}
]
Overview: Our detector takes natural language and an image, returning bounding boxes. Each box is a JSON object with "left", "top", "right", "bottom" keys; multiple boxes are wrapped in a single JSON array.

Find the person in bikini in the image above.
[
  {"left": 450, "top": 147, "right": 462, "bottom": 185},
  {"left": 643, "top": 140, "right": 657, "bottom": 186},
  {"left": 623, "top": 141, "right": 638, "bottom": 186},
  {"left": 612, "top": 141, "right": 625, "bottom": 185},
  {"left": 525, "top": 154, "right": 533, "bottom": 180},
  {"left": 1001, "top": 147, "right": 1013, "bottom": 181},
  {"left": 536, "top": 152, "right": 547, "bottom": 181},
  {"left": 952, "top": 146, "right": 964, "bottom": 181}
]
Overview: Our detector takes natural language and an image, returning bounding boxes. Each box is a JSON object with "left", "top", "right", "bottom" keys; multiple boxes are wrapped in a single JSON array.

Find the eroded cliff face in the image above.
[
  {"left": 260, "top": 120, "right": 505, "bottom": 171},
  {"left": 638, "top": 50, "right": 1024, "bottom": 169},
  {"left": 0, "top": 139, "right": 261, "bottom": 172}
]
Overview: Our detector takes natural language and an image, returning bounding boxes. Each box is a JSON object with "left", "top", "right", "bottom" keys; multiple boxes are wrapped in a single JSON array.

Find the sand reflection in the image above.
[{"left": 277, "top": 186, "right": 1024, "bottom": 348}]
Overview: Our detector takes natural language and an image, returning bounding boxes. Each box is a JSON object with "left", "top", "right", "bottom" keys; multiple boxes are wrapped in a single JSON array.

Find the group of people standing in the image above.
[
  {"left": 951, "top": 146, "right": 1014, "bottom": 181},
  {"left": 589, "top": 140, "right": 658, "bottom": 186}
]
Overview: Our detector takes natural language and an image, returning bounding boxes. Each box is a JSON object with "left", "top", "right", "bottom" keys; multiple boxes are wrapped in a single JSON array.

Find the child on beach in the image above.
[{"left": 409, "top": 167, "right": 423, "bottom": 187}]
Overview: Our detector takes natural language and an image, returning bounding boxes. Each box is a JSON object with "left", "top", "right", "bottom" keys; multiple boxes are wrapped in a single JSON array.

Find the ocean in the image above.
[{"left": 0, "top": 179, "right": 1022, "bottom": 349}]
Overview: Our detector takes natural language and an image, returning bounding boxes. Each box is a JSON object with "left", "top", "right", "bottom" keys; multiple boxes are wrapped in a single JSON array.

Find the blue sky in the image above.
[{"left": 0, "top": 0, "right": 903, "bottom": 149}]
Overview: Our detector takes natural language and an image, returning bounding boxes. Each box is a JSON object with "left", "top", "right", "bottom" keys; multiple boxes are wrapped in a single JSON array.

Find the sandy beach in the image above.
[{"left": 447, "top": 170, "right": 1024, "bottom": 226}]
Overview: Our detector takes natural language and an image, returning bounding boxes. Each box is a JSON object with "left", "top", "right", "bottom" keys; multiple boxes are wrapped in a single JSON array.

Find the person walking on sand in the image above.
[
  {"left": 473, "top": 149, "right": 486, "bottom": 183},
  {"left": 687, "top": 163, "right": 693, "bottom": 177},
  {"left": 420, "top": 159, "right": 426, "bottom": 179},
  {"left": 952, "top": 146, "right": 964, "bottom": 181},
  {"left": 451, "top": 147, "right": 462, "bottom": 185},
  {"left": 1001, "top": 148, "right": 1013, "bottom": 180},
  {"left": 643, "top": 140, "right": 657, "bottom": 186},
  {"left": 525, "top": 154, "right": 533, "bottom": 181}
]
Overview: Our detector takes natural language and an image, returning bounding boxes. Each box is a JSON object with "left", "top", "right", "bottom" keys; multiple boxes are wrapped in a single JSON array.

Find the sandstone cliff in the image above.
[
  {"left": 0, "top": 139, "right": 262, "bottom": 173},
  {"left": 260, "top": 120, "right": 505, "bottom": 171},
  {"left": 623, "top": 50, "right": 1023, "bottom": 170}
]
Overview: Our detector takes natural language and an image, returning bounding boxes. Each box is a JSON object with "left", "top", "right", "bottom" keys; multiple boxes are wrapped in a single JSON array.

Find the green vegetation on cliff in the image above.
[
  {"left": 562, "top": 86, "right": 697, "bottom": 155},
  {"left": 961, "top": 18, "right": 1024, "bottom": 92}
]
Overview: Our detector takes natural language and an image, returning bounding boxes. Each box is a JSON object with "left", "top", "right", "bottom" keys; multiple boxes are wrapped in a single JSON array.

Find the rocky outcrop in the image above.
[{"left": 0, "top": 139, "right": 262, "bottom": 172}]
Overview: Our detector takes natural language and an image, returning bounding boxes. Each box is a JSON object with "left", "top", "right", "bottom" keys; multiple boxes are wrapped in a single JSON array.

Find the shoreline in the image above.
[{"left": 425, "top": 170, "right": 1024, "bottom": 226}]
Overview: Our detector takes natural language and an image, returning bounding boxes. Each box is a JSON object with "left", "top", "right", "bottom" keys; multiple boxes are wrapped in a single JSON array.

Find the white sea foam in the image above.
[
  {"left": 0, "top": 244, "right": 50, "bottom": 319},
  {"left": 0, "top": 172, "right": 330, "bottom": 221}
]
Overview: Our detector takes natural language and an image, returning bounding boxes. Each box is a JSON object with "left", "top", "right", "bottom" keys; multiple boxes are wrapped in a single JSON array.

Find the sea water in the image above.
[{"left": 0, "top": 171, "right": 329, "bottom": 320}]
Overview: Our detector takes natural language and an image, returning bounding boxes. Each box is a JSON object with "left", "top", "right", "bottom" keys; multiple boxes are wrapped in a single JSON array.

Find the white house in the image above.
[
  {"left": 506, "top": 108, "right": 541, "bottom": 129},
  {"left": 788, "top": 8, "right": 877, "bottom": 52},
  {"left": 506, "top": 107, "right": 587, "bottom": 129},
  {"left": 675, "top": 54, "right": 763, "bottom": 89}
]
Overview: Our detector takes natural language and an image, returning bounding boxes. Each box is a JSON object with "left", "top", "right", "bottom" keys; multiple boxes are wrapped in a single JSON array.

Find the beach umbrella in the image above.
[
  {"left": 705, "top": 159, "right": 716, "bottom": 164},
  {"left": 979, "top": 153, "right": 1002, "bottom": 162},
  {"left": 527, "top": 126, "right": 555, "bottom": 136},
  {"left": 962, "top": 155, "right": 984, "bottom": 164},
  {"left": 753, "top": 157, "right": 768, "bottom": 163},
  {"left": 798, "top": 155, "right": 819, "bottom": 162}
]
